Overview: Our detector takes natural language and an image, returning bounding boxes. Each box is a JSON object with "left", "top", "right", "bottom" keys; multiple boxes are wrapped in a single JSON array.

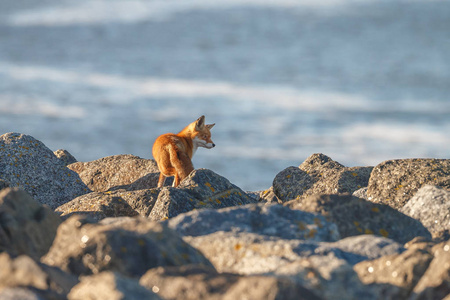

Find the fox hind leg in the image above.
[
  {"left": 173, "top": 174, "right": 180, "bottom": 187},
  {"left": 175, "top": 151, "right": 194, "bottom": 185},
  {"left": 167, "top": 146, "right": 194, "bottom": 187},
  {"left": 157, "top": 173, "right": 166, "bottom": 188}
]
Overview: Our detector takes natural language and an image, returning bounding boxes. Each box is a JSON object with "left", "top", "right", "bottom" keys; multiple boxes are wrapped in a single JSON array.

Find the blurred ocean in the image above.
[{"left": 0, "top": 0, "right": 449, "bottom": 191}]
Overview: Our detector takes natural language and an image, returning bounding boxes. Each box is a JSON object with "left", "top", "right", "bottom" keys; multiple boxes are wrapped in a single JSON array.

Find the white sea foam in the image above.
[
  {"left": 6, "top": 0, "right": 368, "bottom": 26},
  {"left": 0, "top": 94, "right": 86, "bottom": 119},
  {"left": 1, "top": 63, "right": 446, "bottom": 115}
]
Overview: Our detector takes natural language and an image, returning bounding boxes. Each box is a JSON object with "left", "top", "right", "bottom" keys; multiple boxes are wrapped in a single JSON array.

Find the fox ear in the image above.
[
  {"left": 206, "top": 123, "right": 215, "bottom": 130},
  {"left": 195, "top": 115, "right": 206, "bottom": 130}
]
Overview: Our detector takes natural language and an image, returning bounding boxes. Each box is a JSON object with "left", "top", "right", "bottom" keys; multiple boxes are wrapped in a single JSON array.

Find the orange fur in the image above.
[{"left": 152, "top": 116, "right": 215, "bottom": 187}]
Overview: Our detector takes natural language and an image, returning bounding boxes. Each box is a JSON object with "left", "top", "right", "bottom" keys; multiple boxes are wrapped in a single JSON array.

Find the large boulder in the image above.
[
  {"left": 166, "top": 203, "right": 340, "bottom": 242},
  {"left": 410, "top": 241, "right": 450, "bottom": 300},
  {"left": 400, "top": 185, "right": 450, "bottom": 235},
  {"left": 273, "top": 253, "right": 381, "bottom": 300},
  {"left": 55, "top": 189, "right": 157, "bottom": 221},
  {"left": 68, "top": 271, "right": 161, "bottom": 300},
  {"left": 42, "top": 215, "right": 212, "bottom": 277},
  {"left": 0, "top": 252, "right": 77, "bottom": 300},
  {"left": 149, "top": 169, "right": 256, "bottom": 221},
  {"left": 354, "top": 248, "right": 433, "bottom": 299},
  {"left": 267, "top": 154, "right": 373, "bottom": 203},
  {"left": 139, "top": 264, "right": 321, "bottom": 300},
  {"left": 166, "top": 204, "right": 404, "bottom": 283},
  {"left": 67, "top": 154, "right": 159, "bottom": 192},
  {"left": 0, "top": 133, "right": 90, "bottom": 208},
  {"left": 0, "top": 188, "right": 62, "bottom": 259},
  {"left": 182, "top": 232, "right": 403, "bottom": 276},
  {"left": 367, "top": 158, "right": 450, "bottom": 209},
  {"left": 285, "top": 194, "right": 431, "bottom": 244}
]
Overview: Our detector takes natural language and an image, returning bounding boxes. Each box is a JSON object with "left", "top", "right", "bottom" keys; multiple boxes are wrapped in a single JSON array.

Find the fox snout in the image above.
[
  {"left": 194, "top": 136, "right": 215, "bottom": 149},
  {"left": 205, "top": 138, "right": 215, "bottom": 149}
]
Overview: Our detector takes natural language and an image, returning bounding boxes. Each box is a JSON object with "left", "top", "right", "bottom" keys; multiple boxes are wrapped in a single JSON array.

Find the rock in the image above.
[
  {"left": 0, "top": 287, "right": 47, "bottom": 300},
  {"left": 274, "top": 253, "right": 380, "bottom": 300},
  {"left": 432, "top": 229, "right": 450, "bottom": 242},
  {"left": 182, "top": 232, "right": 403, "bottom": 277},
  {"left": 404, "top": 236, "right": 435, "bottom": 252},
  {"left": 183, "top": 231, "right": 318, "bottom": 275},
  {"left": 318, "top": 235, "right": 405, "bottom": 265},
  {"left": 400, "top": 185, "right": 450, "bottom": 235},
  {"left": 286, "top": 193, "right": 431, "bottom": 244},
  {"left": 55, "top": 190, "right": 157, "bottom": 221},
  {"left": 269, "top": 154, "right": 373, "bottom": 203},
  {"left": 352, "top": 187, "right": 368, "bottom": 200},
  {"left": 167, "top": 205, "right": 405, "bottom": 280},
  {"left": 245, "top": 190, "right": 264, "bottom": 202},
  {"left": 0, "top": 179, "right": 10, "bottom": 190},
  {"left": 68, "top": 271, "right": 161, "bottom": 300},
  {"left": 354, "top": 248, "right": 433, "bottom": 299},
  {"left": 258, "top": 187, "right": 281, "bottom": 203},
  {"left": 0, "top": 188, "right": 62, "bottom": 259},
  {"left": 410, "top": 241, "right": 450, "bottom": 300},
  {"left": 149, "top": 169, "right": 256, "bottom": 221},
  {"left": 0, "top": 252, "right": 77, "bottom": 300},
  {"left": 67, "top": 154, "right": 159, "bottom": 192},
  {"left": 53, "top": 149, "right": 77, "bottom": 166},
  {"left": 0, "top": 133, "right": 90, "bottom": 208},
  {"left": 42, "top": 215, "right": 212, "bottom": 277},
  {"left": 166, "top": 203, "right": 340, "bottom": 242},
  {"left": 140, "top": 264, "right": 321, "bottom": 300},
  {"left": 110, "top": 172, "right": 168, "bottom": 191},
  {"left": 367, "top": 158, "right": 450, "bottom": 209}
]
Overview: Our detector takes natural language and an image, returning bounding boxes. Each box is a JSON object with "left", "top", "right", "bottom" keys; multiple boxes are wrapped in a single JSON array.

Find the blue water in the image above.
[{"left": 1, "top": 0, "right": 449, "bottom": 191}]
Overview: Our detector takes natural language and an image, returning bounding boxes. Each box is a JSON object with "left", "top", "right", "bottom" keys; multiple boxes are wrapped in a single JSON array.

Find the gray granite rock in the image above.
[
  {"left": 367, "top": 158, "right": 450, "bottom": 209},
  {"left": 316, "top": 235, "right": 405, "bottom": 265},
  {"left": 140, "top": 264, "right": 321, "bottom": 300},
  {"left": 0, "top": 179, "right": 10, "bottom": 190},
  {"left": 183, "top": 231, "right": 314, "bottom": 275},
  {"left": 286, "top": 193, "right": 431, "bottom": 244},
  {"left": 55, "top": 189, "right": 161, "bottom": 221},
  {"left": 352, "top": 187, "right": 369, "bottom": 201},
  {"left": 67, "top": 154, "right": 159, "bottom": 192},
  {"left": 110, "top": 172, "right": 166, "bottom": 191},
  {"left": 68, "top": 271, "right": 161, "bottom": 300},
  {"left": 273, "top": 253, "right": 379, "bottom": 300},
  {"left": 354, "top": 248, "right": 433, "bottom": 299},
  {"left": 149, "top": 169, "right": 256, "bottom": 221},
  {"left": 268, "top": 153, "right": 373, "bottom": 203},
  {"left": 0, "top": 133, "right": 90, "bottom": 208},
  {"left": 0, "top": 288, "right": 46, "bottom": 300},
  {"left": 0, "top": 188, "right": 62, "bottom": 259},
  {"left": 257, "top": 186, "right": 281, "bottom": 203},
  {"left": 0, "top": 252, "right": 77, "bottom": 300},
  {"left": 42, "top": 215, "right": 212, "bottom": 277},
  {"left": 181, "top": 231, "right": 404, "bottom": 277},
  {"left": 53, "top": 149, "right": 77, "bottom": 166},
  {"left": 166, "top": 203, "right": 340, "bottom": 242},
  {"left": 400, "top": 185, "right": 450, "bottom": 235},
  {"left": 410, "top": 241, "right": 450, "bottom": 300}
]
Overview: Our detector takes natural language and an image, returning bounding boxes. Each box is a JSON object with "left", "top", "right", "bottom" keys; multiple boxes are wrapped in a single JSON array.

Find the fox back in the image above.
[{"left": 152, "top": 115, "right": 215, "bottom": 187}]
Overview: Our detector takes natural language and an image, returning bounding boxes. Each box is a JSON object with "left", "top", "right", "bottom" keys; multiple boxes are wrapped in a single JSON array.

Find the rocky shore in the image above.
[{"left": 0, "top": 132, "right": 449, "bottom": 300}]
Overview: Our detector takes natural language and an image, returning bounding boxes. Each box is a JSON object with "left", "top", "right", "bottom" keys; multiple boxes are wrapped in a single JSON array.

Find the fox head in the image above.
[{"left": 191, "top": 115, "right": 215, "bottom": 149}]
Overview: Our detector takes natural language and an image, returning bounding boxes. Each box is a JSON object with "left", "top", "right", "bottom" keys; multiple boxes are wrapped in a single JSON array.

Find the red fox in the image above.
[{"left": 152, "top": 115, "right": 215, "bottom": 187}]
